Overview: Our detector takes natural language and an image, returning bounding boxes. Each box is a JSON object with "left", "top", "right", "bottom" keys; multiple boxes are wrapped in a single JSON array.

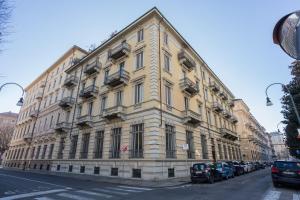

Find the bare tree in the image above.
[
  {"left": 0, "top": 0, "right": 13, "bottom": 49},
  {"left": 0, "top": 125, "right": 14, "bottom": 154}
]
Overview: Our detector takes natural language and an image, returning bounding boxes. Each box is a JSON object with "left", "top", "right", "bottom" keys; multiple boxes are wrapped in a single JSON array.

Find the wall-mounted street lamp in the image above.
[{"left": 0, "top": 82, "right": 25, "bottom": 106}]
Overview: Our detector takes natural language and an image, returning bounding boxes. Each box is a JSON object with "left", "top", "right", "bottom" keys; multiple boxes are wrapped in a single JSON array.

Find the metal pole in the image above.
[
  {"left": 265, "top": 82, "right": 300, "bottom": 125},
  {"left": 0, "top": 82, "right": 25, "bottom": 96}
]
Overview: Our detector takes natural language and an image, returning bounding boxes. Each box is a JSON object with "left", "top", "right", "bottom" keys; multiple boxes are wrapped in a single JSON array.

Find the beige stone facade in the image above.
[
  {"left": 5, "top": 8, "right": 242, "bottom": 180},
  {"left": 233, "top": 99, "right": 271, "bottom": 161}
]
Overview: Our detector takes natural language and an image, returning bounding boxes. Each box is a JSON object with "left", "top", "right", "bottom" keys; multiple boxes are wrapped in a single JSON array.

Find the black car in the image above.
[
  {"left": 226, "top": 161, "right": 244, "bottom": 176},
  {"left": 272, "top": 160, "right": 300, "bottom": 187},
  {"left": 190, "top": 163, "right": 223, "bottom": 184}
]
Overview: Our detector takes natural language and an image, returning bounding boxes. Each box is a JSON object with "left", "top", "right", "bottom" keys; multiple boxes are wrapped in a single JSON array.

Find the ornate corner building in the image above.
[{"left": 4, "top": 7, "right": 247, "bottom": 180}]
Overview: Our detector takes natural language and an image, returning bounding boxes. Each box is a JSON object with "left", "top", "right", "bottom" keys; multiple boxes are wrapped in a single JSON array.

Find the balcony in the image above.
[
  {"left": 76, "top": 115, "right": 93, "bottom": 128},
  {"left": 109, "top": 42, "right": 131, "bottom": 60},
  {"left": 102, "top": 105, "right": 127, "bottom": 120},
  {"left": 228, "top": 100, "right": 234, "bottom": 107},
  {"left": 222, "top": 110, "right": 231, "bottom": 119},
  {"left": 79, "top": 85, "right": 99, "bottom": 99},
  {"left": 230, "top": 115, "right": 238, "bottom": 124},
  {"left": 63, "top": 75, "right": 79, "bottom": 88},
  {"left": 29, "top": 110, "right": 38, "bottom": 118},
  {"left": 209, "top": 82, "right": 220, "bottom": 93},
  {"left": 179, "top": 77, "right": 199, "bottom": 96},
  {"left": 54, "top": 122, "right": 71, "bottom": 133},
  {"left": 23, "top": 134, "right": 32, "bottom": 143},
  {"left": 84, "top": 61, "right": 101, "bottom": 75},
  {"left": 59, "top": 97, "right": 75, "bottom": 110},
  {"left": 35, "top": 92, "right": 43, "bottom": 100},
  {"left": 40, "top": 80, "right": 46, "bottom": 88},
  {"left": 182, "top": 109, "right": 202, "bottom": 126},
  {"left": 178, "top": 50, "right": 196, "bottom": 70},
  {"left": 219, "top": 91, "right": 228, "bottom": 101},
  {"left": 212, "top": 102, "right": 223, "bottom": 113},
  {"left": 220, "top": 128, "right": 238, "bottom": 141},
  {"left": 104, "top": 70, "right": 130, "bottom": 87}
]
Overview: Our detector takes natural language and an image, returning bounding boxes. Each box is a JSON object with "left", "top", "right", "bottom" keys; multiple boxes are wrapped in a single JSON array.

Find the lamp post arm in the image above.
[
  {"left": 265, "top": 82, "right": 300, "bottom": 125},
  {"left": 0, "top": 82, "right": 25, "bottom": 97}
]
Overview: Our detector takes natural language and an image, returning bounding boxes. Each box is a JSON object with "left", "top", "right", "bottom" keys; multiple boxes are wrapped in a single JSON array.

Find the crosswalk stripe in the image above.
[
  {"left": 92, "top": 188, "right": 128, "bottom": 195},
  {"left": 0, "top": 189, "right": 67, "bottom": 200},
  {"left": 105, "top": 187, "right": 142, "bottom": 193},
  {"left": 34, "top": 197, "right": 55, "bottom": 200},
  {"left": 76, "top": 190, "right": 112, "bottom": 198},
  {"left": 293, "top": 193, "right": 300, "bottom": 200},
  {"left": 57, "top": 193, "right": 94, "bottom": 200},
  {"left": 117, "top": 186, "right": 153, "bottom": 191},
  {"left": 263, "top": 190, "right": 281, "bottom": 200}
]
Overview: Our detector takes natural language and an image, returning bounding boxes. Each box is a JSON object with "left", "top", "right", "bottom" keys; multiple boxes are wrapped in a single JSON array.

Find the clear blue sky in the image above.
[{"left": 0, "top": 0, "right": 299, "bottom": 132}]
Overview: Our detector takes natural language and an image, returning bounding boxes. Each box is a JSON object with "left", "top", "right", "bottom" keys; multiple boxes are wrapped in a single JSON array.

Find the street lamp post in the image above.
[{"left": 0, "top": 82, "right": 25, "bottom": 106}]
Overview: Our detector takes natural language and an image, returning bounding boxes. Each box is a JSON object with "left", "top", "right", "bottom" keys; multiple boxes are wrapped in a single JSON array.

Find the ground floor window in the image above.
[
  {"left": 132, "top": 168, "right": 141, "bottom": 178},
  {"left": 110, "top": 128, "right": 121, "bottom": 158},
  {"left": 168, "top": 168, "right": 175, "bottom": 178},
  {"left": 111, "top": 168, "right": 118, "bottom": 176}
]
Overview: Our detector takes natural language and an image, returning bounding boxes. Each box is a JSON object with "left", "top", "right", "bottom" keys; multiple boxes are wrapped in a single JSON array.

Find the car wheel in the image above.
[{"left": 209, "top": 176, "right": 214, "bottom": 184}]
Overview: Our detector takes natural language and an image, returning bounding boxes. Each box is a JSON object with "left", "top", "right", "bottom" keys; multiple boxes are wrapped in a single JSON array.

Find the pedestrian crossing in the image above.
[
  {"left": 0, "top": 185, "right": 154, "bottom": 200},
  {"left": 262, "top": 188, "right": 300, "bottom": 200}
]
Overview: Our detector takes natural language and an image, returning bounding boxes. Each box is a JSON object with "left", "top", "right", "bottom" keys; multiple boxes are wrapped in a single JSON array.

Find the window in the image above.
[
  {"left": 94, "top": 167, "right": 100, "bottom": 174},
  {"left": 204, "top": 88, "right": 208, "bottom": 100},
  {"left": 110, "top": 128, "right": 121, "bottom": 158},
  {"left": 100, "top": 96, "right": 107, "bottom": 113},
  {"left": 228, "top": 146, "right": 232, "bottom": 160},
  {"left": 132, "top": 169, "right": 141, "bottom": 178},
  {"left": 186, "top": 131, "right": 194, "bottom": 159},
  {"left": 184, "top": 97, "right": 189, "bottom": 110},
  {"left": 69, "top": 135, "right": 78, "bottom": 159},
  {"left": 166, "top": 125, "right": 176, "bottom": 158},
  {"left": 88, "top": 101, "right": 93, "bottom": 116},
  {"left": 48, "top": 144, "right": 54, "bottom": 159},
  {"left": 80, "top": 166, "right": 85, "bottom": 173},
  {"left": 131, "top": 124, "right": 143, "bottom": 158},
  {"left": 207, "top": 111, "right": 211, "bottom": 125},
  {"left": 115, "top": 91, "right": 123, "bottom": 106},
  {"left": 168, "top": 168, "right": 175, "bottom": 178},
  {"left": 111, "top": 168, "right": 118, "bottom": 176},
  {"left": 57, "top": 137, "right": 65, "bottom": 159},
  {"left": 218, "top": 143, "right": 223, "bottom": 160},
  {"left": 165, "top": 85, "right": 172, "bottom": 106},
  {"left": 68, "top": 165, "right": 73, "bottom": 172},
  {"left": 77, "top": 105, "right": 82, "bottom": 117},
  {"left": 201, "top": 135, "right": 208, "bottom": 159},
  {"left": 164, "top": 54, "right": 170, "bottom": 72},
  {"left": 137, "top": 29, "right": 144, "bottom": 42},
  {"left": 80, "top": 133, "right": 90, "bottom": 159},
  {"left": 94, "top": 131, "right": 104, "bottom": 159},
  {"left": 164, "top": 32, "right": 168, "bottom": 45},
  {"left": 41, "top": 145, "right": 47, "bottom": 159},
  {"left": 104, "top": 70, "right": 109, "bottom": 84},
  {"left": 134, "top": 83, "right": 143, "bottom": 104},
  {"left": 35, "top": 146, "right": 41, "bottom": 159},
  {"left": 136, "top": 51, "right": 143, "bottom": 69}
]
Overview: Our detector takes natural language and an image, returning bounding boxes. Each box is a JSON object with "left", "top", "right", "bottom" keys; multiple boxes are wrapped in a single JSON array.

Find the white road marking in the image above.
[
  {"left": 105, "top": 187, "right": 142, "bottom": 193},
  {"left": 293, "top": 193, "right": 300, "bottom": 200},
  {"left": 0, "top": 189, "right": 67, "bottom": 200},
  {"left": 34, "top": 197, "right": 55, "bottom": 200},
  {"left": 92, "top": 188, "right": 128, "bottom": 195},
  {"left": 263, "top": 190, "right": 281, "bottom": 200},
  {"left": 3, "top": 191, "right": 15, "bottom": 195},
  {"left": 57, "top": 193, "right": 95, "bottom": 200},
  {"left": 76, "top": 190, "right": 112, "bottom": 198},
  {"left": 0, "top": 174, "right": 70, "bottom": 189},
  {"left": 118, "top": 186, "right": 153, "bottom": 191}
]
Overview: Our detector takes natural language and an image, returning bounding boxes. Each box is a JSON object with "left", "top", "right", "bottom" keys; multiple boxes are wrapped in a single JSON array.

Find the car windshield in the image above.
[
  {"left": 193, "top": 164, "right": 206, "bottom": 171},
  {"left": 233, "top": 162, "right": 239, "bottom": 165},
  {"left": 275, "top": 162, "right": 300, "bottom": 170},
  {"left": 216, "top": 163, "right": 222, "bottom": 168}
]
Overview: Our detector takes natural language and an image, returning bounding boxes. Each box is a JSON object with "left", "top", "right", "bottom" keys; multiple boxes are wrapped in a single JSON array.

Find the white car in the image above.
[{"left": 240, "top": 161, "right": 251, "bottom": 173}]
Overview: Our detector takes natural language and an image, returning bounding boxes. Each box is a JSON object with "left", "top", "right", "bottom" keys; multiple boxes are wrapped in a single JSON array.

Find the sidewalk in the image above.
[{"left": 2, "top": 167, "right": 191, "bottom": 188}]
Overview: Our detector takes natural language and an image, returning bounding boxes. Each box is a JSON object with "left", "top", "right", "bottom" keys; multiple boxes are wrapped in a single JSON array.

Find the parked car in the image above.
[
  {"left": 240, "top": 161, "right": 251, "bottom": 173},
  {"left": 271, "top": 160, "right": 300, "bottom": 187},
  {"left": 216, "top": 162, "right": 234, "bottom": 180},
  {"left": 226, "top": 161, "right": 244, "bottom": 176},
  {"left": 253, "top": 162, "right": 260, "bottom": 170},
  {"left": 190, "top": 163, "right": 223, "bottom": 184}
]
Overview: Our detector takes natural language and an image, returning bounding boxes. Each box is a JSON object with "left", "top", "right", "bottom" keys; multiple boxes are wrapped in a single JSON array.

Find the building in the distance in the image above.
[
  {"left": 270, "top": 131, "right": 289, "bottom": 160},
  {"left": 5, "top": 7, "right": 242, "bottom": 180},
  {"left": 233, "top": 99, "right": 271, "bottom": 161},
  {"left": 0, "top": 111, "right": 18, "bottom": 164}
]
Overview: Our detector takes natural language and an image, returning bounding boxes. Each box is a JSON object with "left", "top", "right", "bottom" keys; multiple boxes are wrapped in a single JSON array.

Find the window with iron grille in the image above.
[
  {"left": 80, "top": 133, "right": 90, "bottom": 159},
  {"left": 41, "top": 145, "right": 47, "bottom": 159},
  {"left": 201, "top": 134, "right": 208, "bottom": 159},
  {"left": 186, "top": 131, "right": 195, "bottom": 159},
  {"left": 35, "top": 146, "right": 41, "bottom": 159},
  {"left": 223, "top": 145, "right": 228, "bottom": 160},
  {"left": 166, "top": 125, "right": 176, "bottom": 158},
  {"left": 218, "top": 143, "right": 223, "bottom": 160},
  {"left": 46, "top": 164, "right": 50, "bottom": 171},
  {"left": 48, "top": 144, "right": 54, "bottom": 159},
  {"left": 94, "top": 167, "right": 100, "bottom": 174},
  {"left": 111, "top": 168, "right": 118, "bottom": 176},
  {"left": 94, "top": 131, "right": 104, "bottom": 159},
  {"left": 130, "top": 124, "right": 143, "bottom": 158},
  {"left": 132, "top": 168, "right": 141, "bottom": 178},
  {"left": 57, "top": 137, "right": 65, "bottom": 159},
  {"left": 68, "top": 165, "right": 73, "bottom": 172},
  {"left": 69, "top": 135, "right": 78, "bottom": 159},
  {"left": 56, "top": 165, "right": 60, "bottom": 171},
  {"left": 110, "top": 128, "right": 121, "bottom": 158},
  {"left": 168, "top": 168, "right": 175, "bottom": 178},
  {"left": 39, "top": 164, "right": 43, "bottom": 170},
  {"left": 80, "top": 166, "right": 85, "bottom": 173},
  {"left": 33, "top": 164, "right": 37, "bottom": 169}
]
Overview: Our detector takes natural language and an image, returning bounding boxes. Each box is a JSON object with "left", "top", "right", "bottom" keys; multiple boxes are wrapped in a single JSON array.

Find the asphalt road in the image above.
[{"left": 0, "top": 168, "right": 299, "bottom": 200}]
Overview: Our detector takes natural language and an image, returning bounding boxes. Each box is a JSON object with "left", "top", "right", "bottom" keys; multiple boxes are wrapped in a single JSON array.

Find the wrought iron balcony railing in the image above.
[
  {"left": 104, "top": 70, "right": 130, "bottom": 87},
  {"left": 179, "top": 77, "right": 199, "bottom": 95},
  {"left": 108, "top": 42, "right": 131, "bottom": 60},
  {"left": 79, "top": 85, "right": 99, "bottom": 99},
  {"left": 178, "top": 50, "right": 196, "bottom": 70},
  {"left": 58, "top": 97, "right": 75, "bottom": 109},
  {"left": 102, "top": 105, "right": 126, "bottom": 120},
  {"left": 63, "top": 75, "right": 79, "bottom": 88},
  {"left": 182, "top": 109, "right": 202, "bottom": 125}
]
